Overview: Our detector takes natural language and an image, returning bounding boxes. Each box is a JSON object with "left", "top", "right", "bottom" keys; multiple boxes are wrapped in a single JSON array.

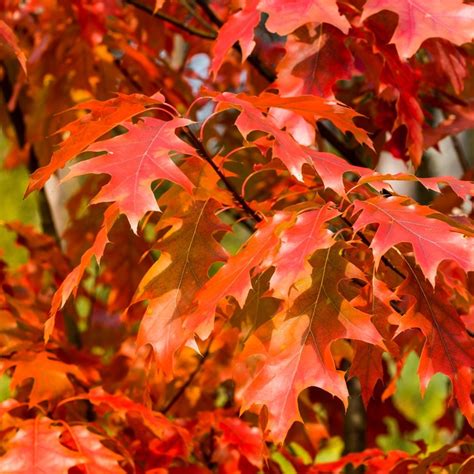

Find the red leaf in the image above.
[
  {"left": 358, "top": 173, "right": 474, "bottom": 200},
  {"left": 307, "top": 150, "right": 372, "bottom": 196},
  {"left": 184, "top": 213, "right": 289, "bottom": 342},
  {"left": 1, "top": 351, "right": 86, "bottom": 406},
  {"left": 213, "top": 92, "right": 371, "bottom": 181},
  {"left": 0, "top": 417, "right": 84, "bottom": 473},
  {"left": 362, "top": 0, "right": 474, "bottom": 58},
  {"left": 258, "top": 0, "right": 349, "bottom": 36},
  {"left": 134, "top": 199, "right": 228, "bottom": 374},
  {"left": 275, "top": 25, "right": 353, "bottom": 98},
  {"left": 348, "top": 342, "right": 385, "bottom": 407},
  {"left": 269, "top": 204, "right": 339, "bottom": 297},
  {"left": 27, "top": 94, "right": 163, "bottom": 194},
  {"left": 240, "top": 244, "right": 384, "bottom": 441},
  {"left": 396, "top": 263, "right": 474, "bottom": 424},
  {"left": 211, "top": 0, "right": 260, "bottom": 76},
  {"left": 66, "top": 117, "right": 194, "bottom": 232},
  {"left": 352, "top": 196, "right": 474, "bottom": 284},
  {"left": 218, "top": 417, "right": 265, "bottom": 468},
  {"left": 46, "top": 203, "right": 120, "bottom": 341},
  {"left": 66, "top": 425, "right": 125, "bottom": 474}
]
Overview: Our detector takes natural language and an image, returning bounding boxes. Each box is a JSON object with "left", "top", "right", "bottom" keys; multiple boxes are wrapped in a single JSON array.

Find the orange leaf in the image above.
[{"left": 0, "top": 417, "right": 84, "bottom": 473}]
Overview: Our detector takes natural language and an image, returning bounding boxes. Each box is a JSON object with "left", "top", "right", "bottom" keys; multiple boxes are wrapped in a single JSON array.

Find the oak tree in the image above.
[{"left": 0, "top": 0, "right": 473, "bottom": 472}]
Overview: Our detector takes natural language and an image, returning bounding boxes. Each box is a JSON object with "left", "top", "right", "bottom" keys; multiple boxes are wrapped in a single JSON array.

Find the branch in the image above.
[
  {"left": 183, "top": 127, "right": 262, "bottom": 224},
  {"left": 196, "top": 0, "right": 277, "bottom": 83},
  {"left": 343, "top": 360, "right": 366, "bottom": 474},
  {"left": 124, "top": 0, "right": 217, "bottom": 39},
  {"left": 195, "top": 0, "right": 223, "bottom": 27},
  {"left": 317, "top": 121, "right": 367, "bottom": 167},
  {"left": 0, "top": 63, "right": 59, "bottom": 241}
]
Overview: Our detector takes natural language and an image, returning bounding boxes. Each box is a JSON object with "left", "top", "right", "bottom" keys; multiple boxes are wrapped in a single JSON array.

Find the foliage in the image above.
[{"left": 0, "top": 0, "right": 473, "bottom": 472}]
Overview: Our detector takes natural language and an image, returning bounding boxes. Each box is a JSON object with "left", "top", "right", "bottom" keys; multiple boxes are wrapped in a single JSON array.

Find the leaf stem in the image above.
[{"left": 124, "top": 0, "right": 217, "bottom": 39}]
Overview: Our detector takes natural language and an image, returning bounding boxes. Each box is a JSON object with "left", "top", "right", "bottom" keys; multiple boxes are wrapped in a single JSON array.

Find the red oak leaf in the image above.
[
  {"left": 396, "top": 262, "right": 474, "bottom": 424},
  {"left": 46, "top": 204, "right": 120, "bottom": 341},
  {"left": 66, "top": 117, "right": 195, "bottom": 232},
  {"left": 211, "top": 0, "right": 260, "bottom": 76},
  {"left": 27, "top": 93, "right": 162, "bottom": 193},
  {"left": 362, "top": 0, "right": 474, "bottom": 58},
  {"left": 358, "top": 173, "right": 474, "bottom": 200},
  {"left": 307, "top": 150, "right": 372, "bottom": 196},
  {"left": 184, "top": 213, "right": 290, "bottom": 342},
  {"left": 0, "top": 417, "right": 84, "bottom": 473},
  {"left": 230, "top": 92, "right": 373, "bottom": 148},
  {"left": 258, "top": 0, "right": 349, "bottom": 36},
  {"left": 218, "top": 417, "right": 265, "bottom": 468},
  {"left": 268, "top": 204, "right": 339, "bottom": 298},
  {"left": 352, "top": 196, "right": 474, "bottom": 284},
  {"left": 348, "top": 342, "right": 385, "bottom": 407},
  {"left": 213, "top": 92, "right": 371, "bottom": 181},
  {"left": 65, "top": 425, "right": 125, "bottom": 474},
  {"left": 77, "top": 389, "right": 191, "bottom": 448},
  {"left": 275, "top": 25, "right": 353, "bottom": 98},
  {"left": 240, "top": 244, "right": 384, "bottom": 441},
  {"left": 134, "top": 199, "right": 228, "bottom": 374},
  {"left": 1, "top": 351, "right": 86, "bottom": 406}
]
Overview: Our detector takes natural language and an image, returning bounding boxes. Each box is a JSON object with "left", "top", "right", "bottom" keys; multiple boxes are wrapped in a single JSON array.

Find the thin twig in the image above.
[
  {"left": 181, "top": 0, "right": 215, "bottom": 31},
  {"left": 124, "top": 0, "right": 217, "bottom": 39},
  {"left": 195, "top": 0, "right": 223, "bottom": 27},
  {"left": 317, "top": 122, "right": 367, "bottom": 167},
  {"left": 342, "top": 359, "right": 366, "bottom": 473},
  {"left": 161, "top": 341, "right": 212, "bottom": 414},
  {"left": 183, "top": 128, "right": 262, "bottom": 223}
]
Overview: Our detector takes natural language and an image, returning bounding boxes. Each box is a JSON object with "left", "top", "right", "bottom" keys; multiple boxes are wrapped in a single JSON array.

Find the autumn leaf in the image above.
[
  {"left": 211, "top": 0, "right": 260, "bottom": 76},
  {"left": 357, "top": 173, "right": 474, "bottom": 200},
  {"left": 0, "top": 417, "right": 84, "bottom": 473},
  {"left": 240, "top": 244, "right": 384, "bottom": 441},
  {"left": 66, "top": 117, "right": 195, "bottom": 232},
  {"left": 268, "top": 204, "right": 339, "bottom": 298},
  {"left": 215, "top": 91, "right": 373, "bottom": 151},
  {"left": 275, "top": 25, "right": 353, "bottom": 98},
  {"left": 352, "top": 196, "right": 474, "bottom": 284},
  {"left": 212, "top": 92, "right": 371, "bottom": 182},
  {"left": 218, "top": 417, "right": 266, "bottom": 468},
  {"left": 1, "top": 351, "right": 86, "bottom": 406},
  {"left": 77, "top": 389, "right": 191, "bottom": 448},
  {"left": 134, "top": 198, "right": 228, "bottom": 374},
  {"left": 362, "top": 0, "right": 474, "bottom": 58},
  {"left": 348, "top": 342, "right": 385, "bottom": 407},
  {"left": 307, "top": 149, "right": 372, "bottom": 196},
  {"left": 258, "top": 0, "right": 349, "bottom": 35},
  {"left": 183, "top": 213, "right": 290, "bottom": 342},
  {"left": 396, "top": 261, "right": 474, "bottom": 424},
  {"left": 46, "top": 203, "right": 120, "bottom": 341},
  {"left": 65, "top": 425, "right": 125, "bottom": 474},
  {"left": 27, "top": 93, "right": 163, "bottom": 193}
]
